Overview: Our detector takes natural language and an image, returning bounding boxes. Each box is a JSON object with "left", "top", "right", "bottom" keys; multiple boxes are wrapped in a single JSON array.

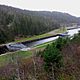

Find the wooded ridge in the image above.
[{"left": 0, "top": 5, "right": 80, "bottom": 44}]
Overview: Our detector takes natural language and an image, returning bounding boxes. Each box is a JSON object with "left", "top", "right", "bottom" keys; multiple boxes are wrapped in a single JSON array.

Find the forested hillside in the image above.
[{"left": 0, "top": 5, "right": 79, "bottom": 44}]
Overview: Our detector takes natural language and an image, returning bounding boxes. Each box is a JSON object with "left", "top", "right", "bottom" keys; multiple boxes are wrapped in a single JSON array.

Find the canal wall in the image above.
[
  {"left": 0, "top": 34, "right": 59, "bottom": 54},
  {"left": 67, "top": 27, "right": 80, "bottom": 30},
  {"left": 0, "top": 27, "right": 80, "bottom": 55},
  {"left": 21, "top": 34, "right": 59, "bottom": 44},
  {"left": 0, "top": 45, "right": 8, "bottom": 54}
]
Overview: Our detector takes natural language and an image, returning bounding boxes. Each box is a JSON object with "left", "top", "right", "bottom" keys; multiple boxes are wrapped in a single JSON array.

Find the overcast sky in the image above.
[{"left": 0, "top": 0, "right": 80, "bottom": 17}]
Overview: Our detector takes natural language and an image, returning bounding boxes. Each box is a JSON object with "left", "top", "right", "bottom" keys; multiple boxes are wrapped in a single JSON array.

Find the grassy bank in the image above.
[
  {"left": 0, "top": 51, "right": 32, "bottom": 67},
  {"left": 0, "top": 40, "right": 54, "bottom": 67},
  {"left": 15, "top": 27, "right": 67, "bottom": 43},
  {"left": 0, "top": 27, "right": 67, "bottom": 67},
  {"left": 0, "top": 28, "right": 80, "bottom": 80}
]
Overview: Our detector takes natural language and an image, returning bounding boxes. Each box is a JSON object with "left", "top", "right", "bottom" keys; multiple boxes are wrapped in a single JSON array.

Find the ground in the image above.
[
  {"left": 15, "top": 27, "right": 67, "bottom": 43},
  {"left": 1, "top": 41, "right": 80, "bottom": 80},
  {"left": 0, "top": 27, "right": 67, "bottom": 80}
]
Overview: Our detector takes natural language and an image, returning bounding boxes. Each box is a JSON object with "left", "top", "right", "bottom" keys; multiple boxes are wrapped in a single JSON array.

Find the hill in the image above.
[{"left": 0, "top": 5, "right": 80, "bottom": 44}]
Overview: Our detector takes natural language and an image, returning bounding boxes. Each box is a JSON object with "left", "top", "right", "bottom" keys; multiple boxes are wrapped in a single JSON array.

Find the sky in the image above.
[{"left": 0, "top": 0, "right": 80, "bottom": 17}]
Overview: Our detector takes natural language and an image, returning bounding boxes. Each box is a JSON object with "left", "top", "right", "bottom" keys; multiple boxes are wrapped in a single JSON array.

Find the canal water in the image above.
[
  {"left": 24, "top": 27, "right": 80, "bottom": 48},
  {"left": 68, "top": 28, "right": 80, "bottom": 36},
  {"left": 1, "top": 27, "right": 80, "bottom": 54},
  {"left": 25, "top": 36, "right": 59, "bottom": 47}
]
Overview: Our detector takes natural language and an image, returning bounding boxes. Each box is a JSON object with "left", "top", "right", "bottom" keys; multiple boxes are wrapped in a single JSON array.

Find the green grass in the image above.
[
  {"left": 15, "top": 33, "right": 52, "bottom": 43},
  {"left": 0, "top": 27, "right": 67, "bottom": 67},
  {"left": 0, "top": 41, "right": 53, "bottom": 67},
  {"left": 0, "top": 41, "right": 52, "bottom": 67},
  {"left": 0, "top": 51, "right": 32, "bottom": 67},
  {"left": 54, "top": 27, "right": 67, "bottom": 34},
  {"left": 15, "top": 27, "right": 67, "bottom": 43},
  {"left": 35, "top": 41, "right": 53, "bottom": 48}
]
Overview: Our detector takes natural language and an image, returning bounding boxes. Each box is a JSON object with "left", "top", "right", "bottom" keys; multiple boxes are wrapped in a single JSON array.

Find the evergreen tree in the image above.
[{"left": 43, "top": 43, "right": 63, "bottom": 79}]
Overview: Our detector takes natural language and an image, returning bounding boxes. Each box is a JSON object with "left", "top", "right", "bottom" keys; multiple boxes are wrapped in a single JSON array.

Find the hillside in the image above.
[
  {"left": 0, "top": 5, "right": 79, "bottom": 25},
  {"left": 0, "top": 5, "right": 80, "bottom": 44}
]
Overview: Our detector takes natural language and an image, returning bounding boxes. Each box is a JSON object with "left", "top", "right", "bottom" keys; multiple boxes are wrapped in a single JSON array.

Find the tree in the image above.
[
  {"left": 43, "top": 43, "right": 63, "bottom": 80},
  {"left": 54, "top": 37, "right": 71, "bottom": 52}
]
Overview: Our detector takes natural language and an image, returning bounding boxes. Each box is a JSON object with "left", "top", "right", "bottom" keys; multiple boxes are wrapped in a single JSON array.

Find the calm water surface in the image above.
[{"left": 25, "top": 28, "right": 80, "bottom": 48}]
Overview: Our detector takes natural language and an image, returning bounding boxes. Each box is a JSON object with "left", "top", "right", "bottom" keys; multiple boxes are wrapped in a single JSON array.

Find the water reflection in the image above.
[
  {"left": 26, "top": 28, "right": 80, "bottom": 47},
  {"left": 26, "top": 36, "right": 59, "bottom": 47},
  {"left": 68, "top": 28, "right": 80, "bottom": 36}
]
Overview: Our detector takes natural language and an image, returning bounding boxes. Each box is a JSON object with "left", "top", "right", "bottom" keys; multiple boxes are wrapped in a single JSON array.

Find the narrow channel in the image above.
[
  {"left": 0, "top": 27, "right": 80, "bottom": 54},
  {"left": 23, "top": 27, "right": 80, "bottom": 47}
]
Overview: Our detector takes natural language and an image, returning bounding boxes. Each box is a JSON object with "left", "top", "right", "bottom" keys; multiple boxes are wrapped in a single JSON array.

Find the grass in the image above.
[
  {"left": 0, "top": 51, "right": 32, "bottom": 67},
  {"left": 54, "top": 27, "right": 67, "bottom": 33},
  {"left": 0, "top": 41, "right": 53, "bottom": 67},
  {"left": 0, "top": 27, "right": 67, "bottom": 67},
  {"left": 15, "top": 27, "right": 67, "bottom": 43},
  {"left": 35, "top": 41, "right": 53, "bottom": 48},
  {"left": 15, "top": 32, "right": 52, "bottom": 43}
]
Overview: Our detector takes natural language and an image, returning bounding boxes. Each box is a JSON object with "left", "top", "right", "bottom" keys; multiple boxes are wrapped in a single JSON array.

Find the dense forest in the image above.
[{"left": 0, "top": 5, "right": 80, "bottom": 44}]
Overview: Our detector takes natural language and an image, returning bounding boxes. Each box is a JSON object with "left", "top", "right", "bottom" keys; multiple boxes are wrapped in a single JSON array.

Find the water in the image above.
[
  {"left": 25, "top": 28, "right": 80, "bottom": 48},
  {"left": 26, "top": 36, "right": 59, "bottom": 47},
  {"left": 68, "top": 28, "right": 80, "bottom": 36}
]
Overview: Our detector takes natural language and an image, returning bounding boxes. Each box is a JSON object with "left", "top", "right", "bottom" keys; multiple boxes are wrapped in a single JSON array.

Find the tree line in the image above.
[
  {"left": 0, "top": 5, "right": 60, "bottom": 44},
  {"left": 0, "top": 5, "right": 80, "bottom": 44}
]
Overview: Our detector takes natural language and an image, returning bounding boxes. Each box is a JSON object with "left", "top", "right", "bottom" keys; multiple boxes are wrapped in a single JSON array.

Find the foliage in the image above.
[
  {"left": 0, "top": 5, "right": 61, "bottom": 44},
  {"left": 71, "top": 31, "right": 80, "bottom": 43},
  {"left": 41, "top": 37, "right": 71, "bottom": 79},
  {"left": 0, "top": 51, "right": 32, "bottom": 67},
  {"left": 55, "top": 37, "right": 70, "bottom": 50},
  {"left": 0, "top": 5, "right": 79, "bottom": 44},
  {"left": 43, "top": 43, "right": 63, "bottom": 71}
]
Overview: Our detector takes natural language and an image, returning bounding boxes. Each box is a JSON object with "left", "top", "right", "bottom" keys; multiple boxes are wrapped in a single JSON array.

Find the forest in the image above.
[
  {"left": 0, "top": 5, "right": 80, "bottom": 44},
  {"left": 1, "top": 4, "right": 80, "bottom": 80}
]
